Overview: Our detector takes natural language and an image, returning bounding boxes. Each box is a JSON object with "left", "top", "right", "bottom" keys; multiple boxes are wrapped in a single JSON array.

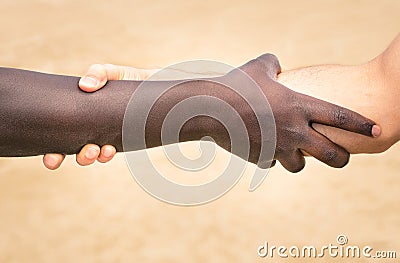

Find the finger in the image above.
[
  {"left": 302, "top": 129, "right": 350, "bottom": 168},
  {"left": 104, "top": 64, "right": 157, "bottom": 81},
  {"left": 304, "top": 95, "right": 380, "bottom": 137},
  {"left": 97, "top": 145, "right": 116, "bottom": 163},
  {"left": 79, "top": 64, "right": 109, "bottom": 92},
  {"left": 43, "top": 154, "right": 65, "bottom": 170},
  {"left": 79, "top": 64, "right": 158, "bottom": 93},
  {"left": 278, "top": 150, "right": 306, "bottom": 173},
  {"left": 76, "top": 144, "right": 100, "bottom": 166}
]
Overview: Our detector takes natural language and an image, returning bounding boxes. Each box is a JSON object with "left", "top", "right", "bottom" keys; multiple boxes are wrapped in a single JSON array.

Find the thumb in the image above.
[
  {"left": 79, "top": 64, "right": 109, "bottom": 92},
  {"left": 79, "top": 64, "right": 158, "bottom": 93}
]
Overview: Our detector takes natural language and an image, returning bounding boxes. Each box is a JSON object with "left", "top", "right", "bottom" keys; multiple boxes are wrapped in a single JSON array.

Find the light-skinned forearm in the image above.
[{"left": 277, "top": 37, "right": 400, "bottom": 153}]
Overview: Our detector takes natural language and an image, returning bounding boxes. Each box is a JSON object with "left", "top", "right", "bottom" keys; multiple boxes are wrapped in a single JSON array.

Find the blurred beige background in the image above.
[{"left": 0, "top": 0, "right": 399, "bottom": 262}]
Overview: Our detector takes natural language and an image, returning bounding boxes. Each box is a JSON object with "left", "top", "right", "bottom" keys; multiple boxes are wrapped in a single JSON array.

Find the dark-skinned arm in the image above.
[{"left": 0, "top": 54, "right": 379, "bottom": 171}]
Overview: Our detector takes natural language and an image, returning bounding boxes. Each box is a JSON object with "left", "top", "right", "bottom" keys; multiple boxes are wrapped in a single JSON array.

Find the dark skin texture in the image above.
[
  {"left": 0, "top": 54, "right": 376, "bottom": 172},
  {"left": 223, "top": 54, "right": 376, "bottom": 172}
]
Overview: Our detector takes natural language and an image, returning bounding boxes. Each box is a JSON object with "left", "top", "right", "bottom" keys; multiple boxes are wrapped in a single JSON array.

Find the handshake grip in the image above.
[{"left": 0, "top": 54, "right": 377, "bottom": 175}]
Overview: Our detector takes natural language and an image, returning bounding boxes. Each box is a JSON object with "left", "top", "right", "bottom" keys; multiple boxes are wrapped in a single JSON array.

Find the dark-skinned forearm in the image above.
[{"left": 0, "top": 68, "right": 250, "bottom": 157}]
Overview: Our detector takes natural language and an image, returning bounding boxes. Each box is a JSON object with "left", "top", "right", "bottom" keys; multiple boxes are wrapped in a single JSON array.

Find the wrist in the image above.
[{"left": 175, "top": 79, "right": 232, "bottom": 149}]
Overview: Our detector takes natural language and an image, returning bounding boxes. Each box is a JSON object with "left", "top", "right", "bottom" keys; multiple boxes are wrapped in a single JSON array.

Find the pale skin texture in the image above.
[
  {"left": 280, "top": 34, "right": 400, "bottom": 155},
  {"left": 44, "top": 35, "right": 400, "bottom": 169}
]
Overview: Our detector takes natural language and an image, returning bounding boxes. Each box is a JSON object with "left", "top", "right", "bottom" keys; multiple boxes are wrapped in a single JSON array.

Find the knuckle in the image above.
[
  {"left": 287, "top": 127, "right": 307, "bottom": 143},
  {"left": 257, "top": 53, "right": 281, "bottom": 71},
  {"left": 89, "top": 63, "right": 104, "bottom": 72},
  {"left": 258, "top": 53, "right": 277, "bottom": 62},
  {"left": 103, "top": 64, "right": 117, "bottom": 73},
  {"left": 333, "top": 108, "right": 348, "bottom": 126},
  {"left": 104, "top": 64, "right": 126, "bottom": 80},
  {"left": 291, "top": 99, "right": 309, "bottom": 118},
  {"left": 87, "top": 64, "right": 107, "bottom": 81}
]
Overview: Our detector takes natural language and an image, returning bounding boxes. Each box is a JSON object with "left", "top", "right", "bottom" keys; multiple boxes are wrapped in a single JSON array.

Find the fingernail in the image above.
[
  {"left": 47, "top": 156, "right": 59, "bottom": 167},
  {"left": 80, "top": 77, "right": 99, "bottom": 88},
  {"left": 372, "top": 125, "right": 381, "bottom": 137},
  {"left": 103, "top": 147, "right": 113, "bottom": 158},
  {"left": 85, "top": 147, "right": 99, "bottom": 159}
]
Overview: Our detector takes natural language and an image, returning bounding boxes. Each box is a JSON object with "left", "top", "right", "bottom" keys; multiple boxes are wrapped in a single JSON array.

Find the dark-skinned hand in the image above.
[{"left": 231, "top": 53, "right": 379, "bottom": 172}]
